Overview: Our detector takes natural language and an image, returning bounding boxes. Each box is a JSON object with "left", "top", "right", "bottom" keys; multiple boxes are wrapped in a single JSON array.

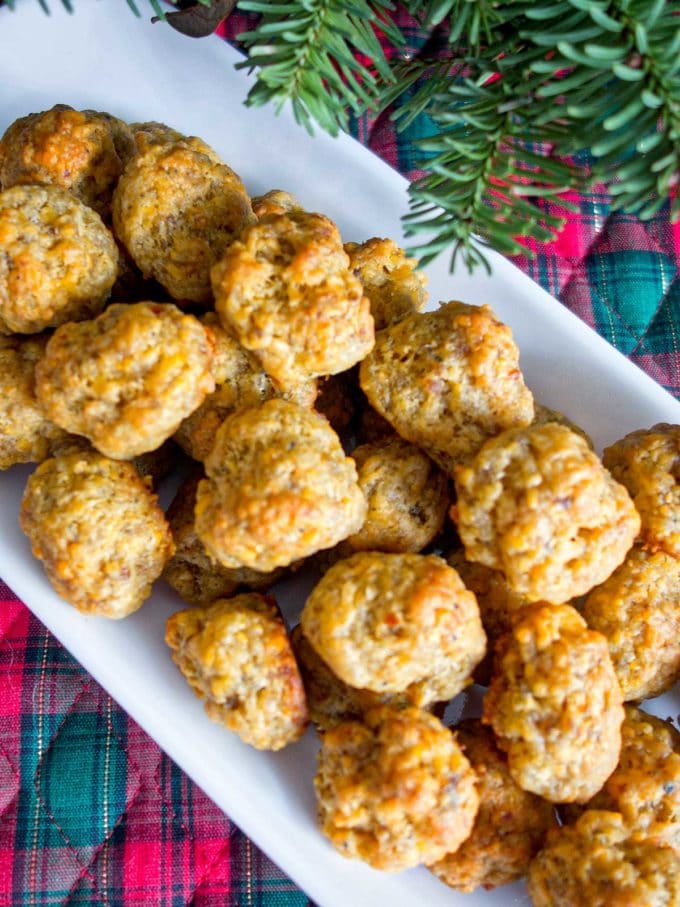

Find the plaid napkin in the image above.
[{"left": 0, "top": 11, "right": 678, "bottom": 907}]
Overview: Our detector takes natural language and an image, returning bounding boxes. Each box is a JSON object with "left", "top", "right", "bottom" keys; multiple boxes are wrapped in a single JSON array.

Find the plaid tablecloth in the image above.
[{"left": 0, "top": 11, "right": 678, "bottom": 907}]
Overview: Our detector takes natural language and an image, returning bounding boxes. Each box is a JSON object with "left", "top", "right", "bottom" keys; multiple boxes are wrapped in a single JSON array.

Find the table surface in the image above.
[{"left": 0, "top": 8, "right": 678, "bottom": 907}]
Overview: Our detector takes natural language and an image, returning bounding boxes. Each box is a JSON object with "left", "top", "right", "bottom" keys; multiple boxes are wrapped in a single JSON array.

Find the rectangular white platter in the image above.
[{"left": 0, "top": 3, "right": 678, "bottom": 906}]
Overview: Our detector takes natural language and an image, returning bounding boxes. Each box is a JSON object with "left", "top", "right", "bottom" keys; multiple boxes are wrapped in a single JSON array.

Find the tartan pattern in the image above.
[
  {"left": 1, "top": 10, "right": 679, "bottom": 906},
  {"left": 0, "top": 600, "right": 311, "bottom": 907}
]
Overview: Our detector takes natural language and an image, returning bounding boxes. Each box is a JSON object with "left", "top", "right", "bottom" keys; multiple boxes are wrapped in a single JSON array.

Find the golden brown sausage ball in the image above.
[
  {"left": 48, "top": 434, "right": 181, "bottom": 489},
  {"left": 483, "top": 603, "right": 623, "bottom": 803},
  {"left": 603, "top": 423, "right": 680, "bottom": 558},
  {"left": 345, "top": 237, "right": 427, "bottom": 330},
  {"left": 446, "top": 549, "right": 533, "bottom": 643},
  {"left": 0, "top": 104, "right": 135, "bottom": 217},
  {"left": 195, "top": 399, "right": 366, "bottom": 572},
  {"left": 251, "top": 189, "right": 301, "bottom": 219},
  {"left": 165, "top": 593, "right": 308, "bottom": 750},
  {"left": 291, "top": 625, "right": 425, "bottom": 730},
  {"left": 20, "top": 449, "right": 174, "bottom": 618},
  {"left": 429, "top": 720, "right": 557, "bottom": 892},
  {"left": 0, "top": 335, "right": 68, "bottom": 468},
  {"left": 113, "top": 140, "right": 254, "bottom": 303},
  {"left": 359, "top": 301, "right": 534, "bottom": 472},
  {"left": 314, "top": 706, "right": 479, "bottom": 870},
  {"left": 563, "top": 706, "right": 680, "bottom": 852},
  {"left": 532, "top": 401, "right": 593, "bottom": 447},
  {"left": 35, "top": 302, "right": 215, "bottom": 460},
  {"left": 211, "top": 209, "right": 374, "bottom": 390},
  {"left": 528, "top": 810, "right": 680, "bottom": 907},
  {"left": 346, "top": 437, "right": 449, "bottom": 553},
  {"left": 453, "top": 423, "right": 640, "bottom": 603},
  {"left": 0, "top": 185, "right": 118, "bottom": 334},
  {"left": 163, "top": 472, "right": 281, "bottom": 607},
  {"left": 174, "top": 312, "right": 316, "bottom": 462},
  {"left": 301, "top": 552, "right": 486, "bottom": 706},
  {"left": 129, "top": 121, "right": 220, "bottom": 161},
  {"left": 201, "top": 311, "right": 242, "bottom": 385},
  {"left": 446, "top": 549, "right": 534, "bottom": 685},
  {"left": 582, "top": 546, "right": 680, "bottom": 701},
  {"left": 129, "top": 120, "right": 183, "bottom": 149}
]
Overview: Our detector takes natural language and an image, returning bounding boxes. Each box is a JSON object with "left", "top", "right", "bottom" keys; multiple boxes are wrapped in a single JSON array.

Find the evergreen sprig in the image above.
[
  {"left": 380, "top": 0, "right": 679, "bottom": 268},
  {"left": 393, "top": 60, "right": 582, "bottom": 270},
  {"left": 522, "top": 0, "right": 680, "bottom": 220},
  {"left": 410, "top": 0, "right": 512, "bottom": 52},
  {"left": 235, "top": 0, "right": 403, "bottom": 135},
  {"left": 7, "top": 0, "right": 679, "bottom": 270}
]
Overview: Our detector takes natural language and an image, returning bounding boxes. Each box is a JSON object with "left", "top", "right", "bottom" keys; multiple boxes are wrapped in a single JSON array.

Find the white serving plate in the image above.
[{"left": 0, "top": 3, "right": 678, "bottom": 905}]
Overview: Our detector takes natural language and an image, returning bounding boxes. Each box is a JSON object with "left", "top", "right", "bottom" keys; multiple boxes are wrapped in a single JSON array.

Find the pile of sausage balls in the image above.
[{"left": 1, "top": 105, "right": 678, "bottom": 904}]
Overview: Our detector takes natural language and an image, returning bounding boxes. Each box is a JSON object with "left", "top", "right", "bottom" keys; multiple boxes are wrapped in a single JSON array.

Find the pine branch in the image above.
[
  {"left": 8, "top": 0, "right": 678, "bottom": 269},
  {"left": 392, "top": 61, "right": 581, "bottom": 271},
  {"left": 519, "top": 0, "right": 680, "bottom": 219},
  {"left": 410, "top": 0, "right": 514, "bottom": 53},
  {"left": 234, "top": 0, "right": 403, "bottom": 135},
  {"left": 382, "top": 0, "right": 678, "bottom": 269}
]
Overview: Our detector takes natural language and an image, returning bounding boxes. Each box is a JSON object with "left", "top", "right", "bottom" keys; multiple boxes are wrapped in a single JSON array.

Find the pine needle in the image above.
[{"left": 9, "top": 0, "right": 678, "bottom": 270}]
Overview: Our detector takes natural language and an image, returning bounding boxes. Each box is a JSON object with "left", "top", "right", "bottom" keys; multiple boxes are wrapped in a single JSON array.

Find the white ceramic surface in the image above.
[{"left": 0, "top": 3, "right": 678, "bottom": 906}]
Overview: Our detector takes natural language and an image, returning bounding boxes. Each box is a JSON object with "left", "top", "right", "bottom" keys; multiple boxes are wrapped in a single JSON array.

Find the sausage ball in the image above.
[
  {"left": 345, "top": 237, "right": 427, "bottom": 330},
  {"left": 532, "top": 402, "right": 593, "bottom": 447},
  {"left": 446, "top": 549, "right": 534, "bottom": 685},
  {"left": 0, "top": 185, "right": 118, "bottom": 334},
  {"left": 345, "top": 437, "right": 449, "bottom": 553},
  {"left": 314, "top": 706, "right": 479, "bottom": 871},
  {"left": 35, "top": 302, "right": 215, "bottom": 459},
  {"left": 453, "top": 422, "right": 640, "bottom": 603},
  {"left": 563, "top": 705, "right": 680, "bottom": 852},
  {"left": 113, "top": 139, "right": 254, "bottom": 303},
  {"left": 582, "top": 545, "right": 680, "bottom": 701},
  {"left": 0, "top": 104, "right": 135, "bottom": 217},
  {"left": 483, "top": 603, "right": 623, "bottom": 803},
  {"left": 163, "top": 472, "right": 281, "bottom": 607},
  {"left": 446, "top": 550, "right": 533, "bottom": 643},
  {"left": 211, "top": 209, "right": 374, "bottom": 390},
  {"left": 429, "top": 720, "right": 556, "bottom": 892},
  {"left": 174, "top": 313, "right": 316, "bottom": 462},
  {"left": 20, "top": 449, "right": 174, "bottom": 618},
  {"left": 129, "top": 121, "right": 220, "bottom": 161},
  {"left": 165, "top": 594, "right": 309, "bottom": 750},
  {"left": 0, "top": 335, "right": 68, "bottom": 468},
  {"left": 195, "top": 399, "right": 366, "bottom": 572},
  {"left": 291, "top": 625, "right": 427, "bottom": 730},
  {"left": 251, "top": 189, "right": 301, "bottom": 219},
  {"left": 359, "top": 301, "right": 534, "bottom": 472},
  {"left": 603, "top": 423, "right": 680, "bottom": 558},
  {"left": 300, "top": 552, "right": 486, "bottom": 706},
  {"left": 528, "top": 810, "right": 680, "bottom": 907},
  {"left": 49, "top": 434, "right": 180, "bottom": 489}
]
